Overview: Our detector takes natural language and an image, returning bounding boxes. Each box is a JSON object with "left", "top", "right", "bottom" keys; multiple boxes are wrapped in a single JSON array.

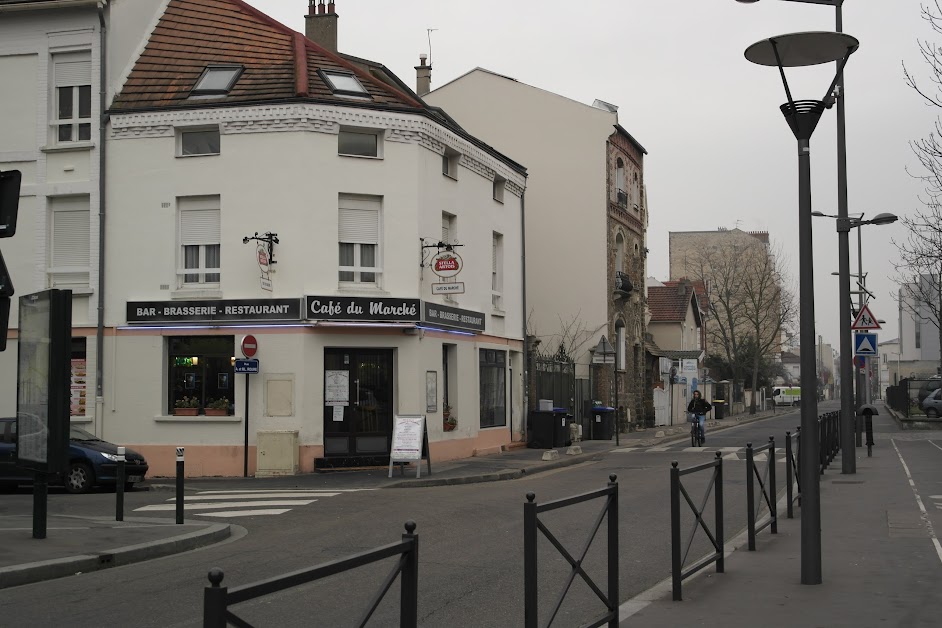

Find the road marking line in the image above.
[
  {"left": 195, "top": 509, "right": 293, "bottom": 517},
  {"left": 612, "top": 448, "right": 641, "bottom": 453},
  {"left": 171, "top": 492, "right": 339, "bottom": 501},
  {"left": 929, "top": 441, "right": 942, "bottom": 452},
  {"left": 647, "top": 447, "right": 671, "bottom": 452},
  {"left": 135, "top": 499, "right": 317, "bottom": 511},
  {"left": 891, "top": 439, "right": 942, "bottom": 566},
  {"left": 195, "top": 488, "right": 373, "bottom": 494}
]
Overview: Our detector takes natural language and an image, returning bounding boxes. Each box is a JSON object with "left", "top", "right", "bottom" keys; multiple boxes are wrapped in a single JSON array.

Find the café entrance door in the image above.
[{"left": 323, "top": 349, "right": 394, "bottom": 461}]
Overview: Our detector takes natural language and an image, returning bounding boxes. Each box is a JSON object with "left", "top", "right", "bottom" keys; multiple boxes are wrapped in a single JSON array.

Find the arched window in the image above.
[
  {"left": 615, "top": 159, "right": 626, "bottom": 205},
  {"left": 615, "top": 232, "right": 625, "bottom": 272},
  {"left": 615, "top": 320, "right": 626, "bottom": 371}
]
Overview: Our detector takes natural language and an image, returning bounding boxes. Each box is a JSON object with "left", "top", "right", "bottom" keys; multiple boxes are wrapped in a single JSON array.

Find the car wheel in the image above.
[
  {"left": 65, "top": 463, "right": 94, "bottom": 494},
  {"left": 928, "top": 408, "right": 939, "bottom": 418}
]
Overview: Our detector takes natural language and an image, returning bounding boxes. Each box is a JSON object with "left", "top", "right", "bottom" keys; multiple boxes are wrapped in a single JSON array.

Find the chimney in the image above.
[
  {"left": 415, "top": 53, "right": 431, "bottom": 96},
  {"left": 305, "top": 0, "right": 338, "bottom": 53}
]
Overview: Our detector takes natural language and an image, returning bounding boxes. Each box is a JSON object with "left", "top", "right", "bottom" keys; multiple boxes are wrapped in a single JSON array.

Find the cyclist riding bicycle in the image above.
[{"left": 687, "top": 390, "right": 712, "bottom": 446}]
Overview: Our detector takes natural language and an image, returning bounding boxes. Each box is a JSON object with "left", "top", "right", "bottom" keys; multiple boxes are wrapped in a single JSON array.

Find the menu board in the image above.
[
  {"left": 70, "top": 359, "right": 87, "bottom": 417},
  {"left": 388, "top": 415, "right": 430, "bottom": 479}
]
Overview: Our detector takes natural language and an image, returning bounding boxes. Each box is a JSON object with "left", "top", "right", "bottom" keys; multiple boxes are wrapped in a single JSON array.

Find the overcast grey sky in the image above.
[{"left": 247, "top": 0, "right": 936, "bottom": 352}]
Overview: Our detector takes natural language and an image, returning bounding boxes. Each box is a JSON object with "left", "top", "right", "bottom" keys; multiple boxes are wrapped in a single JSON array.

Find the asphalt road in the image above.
[{"left": 1, "top": 403, "right": 874, "bottom": 628}]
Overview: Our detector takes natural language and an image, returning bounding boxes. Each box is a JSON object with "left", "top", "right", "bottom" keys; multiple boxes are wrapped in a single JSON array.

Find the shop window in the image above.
[
  {"left": 167, "top": 336, "right": 234, "bottom": 415},
  {"left": 339, "top": 194, "right": 381, "bottom": 285},
  {"left": 48, "top": 196, "right": 90, "bottom": 289},
  {"left": 52, "top": 50, "right": 91, "bottom": 144},
  {"left": 479, "top": 349, "right": 506, "bottom": 428},
  {"left": 178, "top": 195, "right": 221, "bottom": 287},
  {"left": 70, "top": 337, "right": 87, "bottom": 417}
]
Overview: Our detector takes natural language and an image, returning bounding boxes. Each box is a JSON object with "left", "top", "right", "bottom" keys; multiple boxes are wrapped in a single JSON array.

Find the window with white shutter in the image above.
[
  {"left": 52, "top": 51, "right": 92, "bottom": 144},
  {"left": 48, "top": 196, "right": 90, "bottom": 288},
  {"left": 492, "top": 232, "right": 503, "bottom": 310},
  {"left": 178, "top": 196, "right": 221, "bottom": 286},
  {"left": 338, "top": 195, "right": 381, "bottom": 285},
  {"left": 441, "top": 212, "right": 455, "bottom": 246}
]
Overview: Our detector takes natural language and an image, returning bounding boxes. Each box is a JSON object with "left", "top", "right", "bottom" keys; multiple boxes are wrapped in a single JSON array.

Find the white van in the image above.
[{"left": 772, "top": 386, "right": 801, "bottom": 406}]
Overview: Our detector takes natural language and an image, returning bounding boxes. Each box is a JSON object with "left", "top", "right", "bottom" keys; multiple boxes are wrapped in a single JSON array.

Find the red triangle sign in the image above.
[{"left": 851, "top": 304, "right": 881, "bottom": 330}]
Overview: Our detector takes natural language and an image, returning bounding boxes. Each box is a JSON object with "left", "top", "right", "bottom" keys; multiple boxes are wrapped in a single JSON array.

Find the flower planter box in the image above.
[
  {"left": 174, "top": 408, "right": 198, "bottom": 416},
  {"left": 204, "top": 409, "right": 228, "bottom": 416}
]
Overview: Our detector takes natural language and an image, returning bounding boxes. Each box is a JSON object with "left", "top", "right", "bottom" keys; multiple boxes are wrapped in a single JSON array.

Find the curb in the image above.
[{"left": 0, "top": 518, "right": 231, "bottom": 590}]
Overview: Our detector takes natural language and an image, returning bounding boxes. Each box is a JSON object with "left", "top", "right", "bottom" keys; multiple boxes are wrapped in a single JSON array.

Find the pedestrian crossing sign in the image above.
[
  {"left": 851, "top": 304, "right": 881, "bottom": 330},
  {"left": 854, "top": 332, "right": 878, "bottom": 356}
]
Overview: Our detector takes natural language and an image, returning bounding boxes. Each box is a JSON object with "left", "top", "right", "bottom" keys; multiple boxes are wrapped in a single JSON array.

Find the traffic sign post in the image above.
[
  {"left": 851, "top": 305, "right": 881, "bottom": 331},
  {"left": 854, "top": 333, "right": 877, "bottom": 356},
  {"left": 234, "top": 355, "right": 259, "bottom": 478}
]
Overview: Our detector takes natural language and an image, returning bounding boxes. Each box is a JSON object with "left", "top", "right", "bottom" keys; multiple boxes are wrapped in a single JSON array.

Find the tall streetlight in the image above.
[
  {"left": 814, "top": 211, "right": 898, "bottom": 446},
  {"left": 734, "top": 2, "right": 860, "bottom": 474},
  {"left": 745, "top": 30, "right": 859, "bottom": 586}
]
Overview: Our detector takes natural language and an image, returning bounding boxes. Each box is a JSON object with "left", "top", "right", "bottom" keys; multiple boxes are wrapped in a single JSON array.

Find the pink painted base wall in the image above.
[{"left": 137, "top": 445, "right": 324, "bottom": 478}]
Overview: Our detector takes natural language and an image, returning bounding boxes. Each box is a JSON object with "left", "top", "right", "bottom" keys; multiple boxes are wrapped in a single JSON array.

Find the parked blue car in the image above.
[{"left": 0, "top": 417, "right": 148, "bottom": 493}]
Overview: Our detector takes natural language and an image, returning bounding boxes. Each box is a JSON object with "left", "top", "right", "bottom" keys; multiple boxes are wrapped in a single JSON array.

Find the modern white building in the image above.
[
  {"left": 898, "top": 277, "right": 941, "bottom": 374},
  {"left": 425, "top": 68, "right": 649, "bottom": 426},
  {"left": 0, "top": 0, "right": 165, "bottom": 425}
]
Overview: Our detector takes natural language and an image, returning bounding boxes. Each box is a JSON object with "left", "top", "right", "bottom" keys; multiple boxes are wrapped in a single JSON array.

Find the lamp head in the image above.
[{"left": 869, "top": 212, "right": 898, "bottom": 226}]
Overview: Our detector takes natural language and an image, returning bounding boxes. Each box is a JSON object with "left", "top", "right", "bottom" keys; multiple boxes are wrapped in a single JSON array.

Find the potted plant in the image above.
[
  {"left": 205, "top": 397, "right": 230, "bottom": 416},
  {"left": 174, "top": 396, "right": 200, "bottom": 416},
  {"left": 443, "top": 403, "right": 457, "bottom": 432}
]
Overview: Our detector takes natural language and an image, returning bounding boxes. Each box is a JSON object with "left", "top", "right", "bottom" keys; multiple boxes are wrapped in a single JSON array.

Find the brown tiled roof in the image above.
[
  {"left": 648, "top": 284, "right": 697, "bottom": 323},
  {"left": 664, "top": 278, "right": 707, "bottom": 312},
  {"left": 111, "top": 0, "right": 422, "bottom": 112}
]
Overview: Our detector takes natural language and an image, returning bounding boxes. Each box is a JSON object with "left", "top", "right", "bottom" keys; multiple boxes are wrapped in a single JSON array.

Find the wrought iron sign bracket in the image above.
[
  {"left": 243, "top": 232, "right": 279, "bottom": 265},
  {"left": 419, "top": 237, "right": 463, "bottom": 268}
]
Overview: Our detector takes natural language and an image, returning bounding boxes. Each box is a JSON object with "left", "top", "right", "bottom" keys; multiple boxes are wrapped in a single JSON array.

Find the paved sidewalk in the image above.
[{"left": 623, "top": 410, "right": 942, "bottom": 626}]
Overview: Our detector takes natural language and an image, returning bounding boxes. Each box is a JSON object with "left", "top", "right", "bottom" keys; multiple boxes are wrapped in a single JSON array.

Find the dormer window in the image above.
[
  {"left": 320, "top": 70, "right": 370, "bottom": 97},
  {"left": 190, "top": 65, "right": 243, "bottom": 97}
]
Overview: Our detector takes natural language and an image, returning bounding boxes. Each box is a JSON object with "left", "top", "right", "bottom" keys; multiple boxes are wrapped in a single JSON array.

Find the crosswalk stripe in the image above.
[
  {"left": 196, "top": 509, "right": 293, "bottom": 517},
  {"left": 136, "top": 499, "right": 317, "bottom": 511},
  {"left": 173, "top": 492, "right": 339, "bottom": 501}
]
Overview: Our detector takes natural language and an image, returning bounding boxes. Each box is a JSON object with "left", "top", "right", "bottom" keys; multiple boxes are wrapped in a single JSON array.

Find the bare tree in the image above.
[
  {"left": 694, "top": 240, "right": 795, "bottom": 413},
  {"left": 897, "top": 0, "right": 942, "bottom": 374}
]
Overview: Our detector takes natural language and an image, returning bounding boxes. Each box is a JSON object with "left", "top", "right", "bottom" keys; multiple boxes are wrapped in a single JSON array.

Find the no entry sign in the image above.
[{"left": 241, "top": 334, "right": 258, "bottom": 358}]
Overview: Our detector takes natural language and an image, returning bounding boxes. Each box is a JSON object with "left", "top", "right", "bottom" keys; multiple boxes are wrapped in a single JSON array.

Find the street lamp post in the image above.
[
  {"left": 735, "top": 3, "right": 857, "bottom": 473},
  {"left": 814, "top": 210, "right": 898, "bottom": 447},
  {"left": 745, "top": 30, "right": 859, "bottom": 586}
]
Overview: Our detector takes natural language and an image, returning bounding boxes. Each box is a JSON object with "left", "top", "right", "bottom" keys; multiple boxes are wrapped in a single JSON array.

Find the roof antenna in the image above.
[
  {"left": 734, "top": 219, "right": 743, "bottom": 229},
  {"left": 427, "top": 28, "right": 438, "bottom": 65}
]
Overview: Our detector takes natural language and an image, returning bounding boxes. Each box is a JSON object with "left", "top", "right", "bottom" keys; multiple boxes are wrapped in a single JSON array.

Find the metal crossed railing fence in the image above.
[
  {"left": 524, "top": 475, "right": 619, "bottom": 628},
  {"left": 745, "top": 437, "right": 777, "bottom": 550},
  {"left": 818, "top": 410, "right": 840, "bottom": 473},
  {"left": 202, "top": 521, "right": 419, "bottom": 628},
  {"left": 670, "top": 453, "right": 724, "bottom": 601},
  {"left": 784, "top": 429, "right": 800, "bottom": 519}
]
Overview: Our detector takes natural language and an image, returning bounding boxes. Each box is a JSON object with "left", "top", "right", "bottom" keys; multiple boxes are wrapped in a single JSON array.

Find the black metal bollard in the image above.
[
  {"left": 115, "top": 446, "right": 125, "bottom": 522},
  {"left": 524, "top": 492, "right": 538, "bottom": 626},
  {"left": 203, "top": 568, "right": 227, "bottom": 628},
  {"left": 670, "top": 462, "right": 682, "bottom": 600},
  {"left": 865, "top": 413, "right": 874, "bottom": 457},
  {"left": 769, "top": 436, "right": 777, "bottom": 535},
  {"left": 715, "top": 452, "right": 724, "bottom": 574},
  {"left": 785, "top": 431, "right": 794, "bottom": 519},
  {"left": 746, "top": 443, "right": 756, "bottom": 550},
  {"left": 400, "top": 521, "right": 419, "bottom": 628},
  {"left": 176, "top": 446, "right": 184, "bottom": 524},
  {"left": 607, "top": 474, "right": 619, "bottom": 626}
]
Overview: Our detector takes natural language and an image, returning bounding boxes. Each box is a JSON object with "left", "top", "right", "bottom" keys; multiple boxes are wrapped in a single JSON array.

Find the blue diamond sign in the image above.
[{"left": 854, "top": 333, "right": 877, "bottom": 356}]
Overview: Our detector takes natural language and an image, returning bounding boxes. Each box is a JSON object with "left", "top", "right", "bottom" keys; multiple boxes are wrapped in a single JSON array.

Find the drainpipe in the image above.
[
  {"left": 95, "top": 2, "right": 107, "bottom": 437},
  {"left": 519, "top": 186, "right": 527, "bottom": 443}
]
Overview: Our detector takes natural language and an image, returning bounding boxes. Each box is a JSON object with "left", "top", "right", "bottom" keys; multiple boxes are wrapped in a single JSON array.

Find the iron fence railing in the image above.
[
  {"left": 784, "top": 429, "right": 800, "bottom": 519},
  {"left": 818, "top": 411, "right": 840, "bottom": 473},
  {"left": 670, "top": 453, "right": 724, "bottom": 601},
  {"left": 202, "top": 522, "right": 419, "bottom": 628},
  {"left": 745, "top": 438, "right": 777, "bottom": 550},
  {"left": 524, "top": 475, "right": 619, "bottom": 628}
]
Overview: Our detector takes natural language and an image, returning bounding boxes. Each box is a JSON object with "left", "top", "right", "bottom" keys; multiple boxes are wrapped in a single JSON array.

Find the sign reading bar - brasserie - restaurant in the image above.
[
  {"left": 127, "top": 299, "right": 301, "bottom": 323},
  {"left": 422, "top": 302, "right": 485, "bottom": 332},
  {"left": 306, "top": 296, "right": 420, "bottom": 322}
]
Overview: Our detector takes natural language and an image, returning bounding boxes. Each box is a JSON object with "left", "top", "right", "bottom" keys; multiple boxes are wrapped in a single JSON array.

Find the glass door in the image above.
[{"left": 324, "top": 349, "right": 394, "bottom": 458}]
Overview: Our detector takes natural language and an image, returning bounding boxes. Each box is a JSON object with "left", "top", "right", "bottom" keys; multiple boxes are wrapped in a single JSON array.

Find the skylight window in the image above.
[
  {"left": 320, "top": 70, "right": 369, "bottom": 96},
  {"left": 191, "top": 65, "right": 243, "bottom": 96}
]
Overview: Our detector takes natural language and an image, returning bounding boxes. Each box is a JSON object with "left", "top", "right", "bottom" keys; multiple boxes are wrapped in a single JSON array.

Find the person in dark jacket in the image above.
[{"left": 687, "top": 390, "right": 712, "bottom": 444}]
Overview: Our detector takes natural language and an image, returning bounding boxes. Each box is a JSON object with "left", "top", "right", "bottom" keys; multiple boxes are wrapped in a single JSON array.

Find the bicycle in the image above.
[{"left": 689, "top": 413, "right": 704, "bottom": 447}]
